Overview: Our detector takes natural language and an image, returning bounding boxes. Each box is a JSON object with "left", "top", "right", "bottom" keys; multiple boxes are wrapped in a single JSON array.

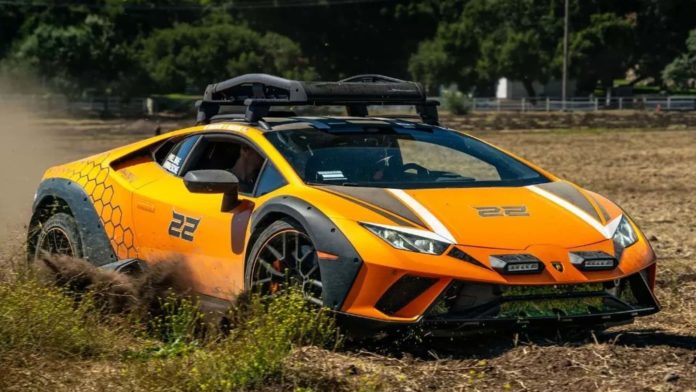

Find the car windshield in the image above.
[{"left": 264, "top": 124, "right": 548, "bottom": 189}]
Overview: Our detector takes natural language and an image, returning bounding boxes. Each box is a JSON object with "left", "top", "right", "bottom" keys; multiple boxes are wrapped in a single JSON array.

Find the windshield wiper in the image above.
[
  {"left": 434, "top": 176, "right": 477, "bottom": 182},
  {"left": 341, "top": 182, "right": 366, "bottom": 187}
]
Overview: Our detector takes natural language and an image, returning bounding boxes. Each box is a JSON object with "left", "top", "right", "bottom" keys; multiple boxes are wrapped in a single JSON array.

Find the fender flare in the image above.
[
  {"left": 249, "top": 195, "right": 363, "bottom": 310},
  {"left": 30, "top": 178, "right": 117, "bottom": 265}
]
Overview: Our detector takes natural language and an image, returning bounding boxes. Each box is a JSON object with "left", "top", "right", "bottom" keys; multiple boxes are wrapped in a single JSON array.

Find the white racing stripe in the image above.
[
  {"left": 527, "top": 185, "right": 621, "bottom": 239},
  {"left": 387, "top": 189, "right": 457, "bottom": 243}
]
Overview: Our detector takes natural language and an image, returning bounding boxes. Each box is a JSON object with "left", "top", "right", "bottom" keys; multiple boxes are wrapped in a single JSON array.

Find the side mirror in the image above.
[{"left": 183, "top": 170, "right": 239, "bottom": 211}]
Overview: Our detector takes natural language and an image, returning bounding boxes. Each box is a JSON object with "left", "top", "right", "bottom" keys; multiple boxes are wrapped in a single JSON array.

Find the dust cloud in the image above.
[
  {"left": 36, "top": 256, "right": 193, "bottom": 316},
  {"left": 0, "top": 79, "right": 76, "bottom": 246},
  {"left": 0, "top": 76, "right": 175, "bottom": 250}
]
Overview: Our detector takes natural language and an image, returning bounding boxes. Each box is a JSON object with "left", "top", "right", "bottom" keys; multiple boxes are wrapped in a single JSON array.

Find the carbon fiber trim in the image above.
[
  {"left": 588, "top": 193, "right": 612, "bottom": 223},
  {"left": 535, "top": 181, "right": 602, "bottom": 222},
  {"left": 317, "top": 186, "right": 417, "bottom": 227},
  {"left": 319, "top": 185, "right": 427, "bottom": 228}
]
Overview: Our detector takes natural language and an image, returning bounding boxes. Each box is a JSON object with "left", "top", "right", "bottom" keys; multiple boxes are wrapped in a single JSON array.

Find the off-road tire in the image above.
[{"left": 34, "top": 213, "right": 83, "bottom": 259}]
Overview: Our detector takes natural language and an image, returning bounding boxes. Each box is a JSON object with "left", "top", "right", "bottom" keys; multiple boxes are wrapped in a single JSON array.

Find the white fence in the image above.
[
  {"left": 0, "top": 93, "right": 694, "bottom": 116},
  {"left": 470, "top": 96, "right": 696, "bottom": 112}
]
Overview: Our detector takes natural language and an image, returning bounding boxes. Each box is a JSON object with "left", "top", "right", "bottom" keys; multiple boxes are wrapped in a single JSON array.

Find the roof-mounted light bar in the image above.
[{"left": 196, "top": 73, "right": 439, "bottom": 125}]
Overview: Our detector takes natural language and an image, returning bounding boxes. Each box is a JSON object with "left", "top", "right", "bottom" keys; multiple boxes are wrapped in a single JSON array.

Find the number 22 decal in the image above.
[{"left": 168, "top": 211, "right": 200, "bottom": 241}]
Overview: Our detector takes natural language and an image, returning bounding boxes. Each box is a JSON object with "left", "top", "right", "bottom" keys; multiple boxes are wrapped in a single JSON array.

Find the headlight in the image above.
[
  {"left": 360, "top": 222, "right": 451, "bottom": 255},
  {"left": 612, "top": 215, "right": 637, "bottom": 259}
]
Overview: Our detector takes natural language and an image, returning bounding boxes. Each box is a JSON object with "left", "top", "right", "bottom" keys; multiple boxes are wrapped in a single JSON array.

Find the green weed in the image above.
[
  {"left": 0, "top": 277, "right": 116, "bottom": 357},
  {"left": 127, "top": 289, "right": 338, "bottom": 391}
]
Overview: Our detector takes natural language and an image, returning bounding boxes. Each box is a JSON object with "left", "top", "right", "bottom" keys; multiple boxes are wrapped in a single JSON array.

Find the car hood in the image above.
[{"left": 317, "top": 181, "right": 621, "bottom": 250}]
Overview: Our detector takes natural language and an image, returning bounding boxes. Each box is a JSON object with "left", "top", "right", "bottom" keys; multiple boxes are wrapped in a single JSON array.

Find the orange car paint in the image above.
[{"left": 39, "top": 122, "right": 656, "bottom": 321}]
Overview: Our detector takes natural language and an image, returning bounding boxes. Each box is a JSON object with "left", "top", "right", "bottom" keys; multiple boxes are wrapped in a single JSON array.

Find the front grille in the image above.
[
  {"left": 376, "top": 275, "right": 437, "bottom": 315},
  {"left": 426, "top": 271, "right": 657, "bottom": 321}
]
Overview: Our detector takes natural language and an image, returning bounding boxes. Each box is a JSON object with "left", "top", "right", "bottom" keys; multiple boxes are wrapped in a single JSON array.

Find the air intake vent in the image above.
[
  {"left": 375, "top": 275, "right": 437, "bottom": 315},
  {"left": 448, "top": 247, "right": 489, "bottom": 269}
]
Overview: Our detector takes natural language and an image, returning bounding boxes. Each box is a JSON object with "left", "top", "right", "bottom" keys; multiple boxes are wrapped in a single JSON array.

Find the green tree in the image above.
[
  {"left": 2, "top": 0, "right": 208, "bottom": 94},
  {"left": 474, "top": 0, "right": 563, "bottom": 97},
  {"left": 395, "top": 0, "right": 467, "bottom": 23},
  {"left": 633, "top": 0, "right": 696, "bottom": 85},
  {"left": 568, "top": 13, "right": 636, "bottom": 96},
  {"left": 408, "top": 19, "right": 480, "bottom": 94},
  {"left": 407, "top": 0, "right": 694, "bottom": 96},
  {"left": 0, "top": 3, "right": 27, "bottom": 58},
  {"left": 139, "top": 22, "right": 316, "bottom": 93},
  {"left": 8, "top": 14, "right": 136, "bottom": 94},
  {"left": 662, "top": 29, "right": 696, "bottom": 90},
  {"left": 14, "top": 0, "right": 206, "bottom": 42},
  {"left": 409, "top": 0, "right": 564, "bottom": 97},
  {"left": 229, "top": 0, "right": 434, "bottom": 80}
]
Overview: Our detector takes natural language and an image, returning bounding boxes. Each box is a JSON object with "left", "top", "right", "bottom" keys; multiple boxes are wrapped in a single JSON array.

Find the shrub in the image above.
[{"left": 441, "top": 87, "right": 471, "bottom": 115}]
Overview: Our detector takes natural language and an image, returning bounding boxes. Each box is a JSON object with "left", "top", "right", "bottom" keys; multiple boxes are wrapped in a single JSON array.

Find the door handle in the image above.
[{"left": 137, "top": 201, "right": 155, "bottom": 213}]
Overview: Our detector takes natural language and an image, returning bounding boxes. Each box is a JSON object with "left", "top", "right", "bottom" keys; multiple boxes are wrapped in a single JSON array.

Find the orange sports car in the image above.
[{"left": 28, "top": 74, "right": 659, "bottom": 334}]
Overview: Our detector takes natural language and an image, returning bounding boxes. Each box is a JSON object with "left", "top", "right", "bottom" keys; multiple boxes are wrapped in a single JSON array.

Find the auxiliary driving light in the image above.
[
  {"left": 489, "top": 254, "right": 545, "bottom": 275},
  {"left": 569, "top": 251, "right": 618, "bottom": 271}
]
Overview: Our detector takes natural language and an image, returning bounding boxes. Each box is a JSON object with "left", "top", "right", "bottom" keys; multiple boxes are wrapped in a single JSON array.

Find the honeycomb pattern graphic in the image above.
[{"left": 60, "top": 153, "right": 138, "bottom": 259}]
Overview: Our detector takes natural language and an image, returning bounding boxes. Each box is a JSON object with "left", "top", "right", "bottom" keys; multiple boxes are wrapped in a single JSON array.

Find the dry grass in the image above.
[
  {"left": 443, "top": 110, "right": 696, "bottom": 132},
  {"left": 0, "top": 256, "right": 339, "bottom": 392}
]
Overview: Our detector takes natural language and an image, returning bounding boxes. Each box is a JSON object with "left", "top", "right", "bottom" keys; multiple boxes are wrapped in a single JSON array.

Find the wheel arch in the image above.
[
  {"left": 28, "top": 178, "right": 117, "bottom": 265},
  {"left": 248, "top": 195, "right": 364, "bottom": 310}
]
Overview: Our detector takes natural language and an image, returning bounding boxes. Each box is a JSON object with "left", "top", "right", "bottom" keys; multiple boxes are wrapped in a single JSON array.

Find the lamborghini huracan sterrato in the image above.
[{"left": 28, "top": 74, "right": 659, "bottom": 334}]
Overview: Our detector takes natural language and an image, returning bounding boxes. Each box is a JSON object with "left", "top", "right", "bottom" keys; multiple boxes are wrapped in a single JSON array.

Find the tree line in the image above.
[{"left": 0, "top": 0, "right": 693, "bottom": 97}]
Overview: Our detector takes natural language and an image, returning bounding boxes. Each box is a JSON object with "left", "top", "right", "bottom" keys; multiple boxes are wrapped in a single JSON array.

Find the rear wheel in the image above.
[
  {"left": 34, "top": 213, "right": 83, "bottom": 259},
  {"left": 245, "top": 219, "right": 323, "bottom": 305}
]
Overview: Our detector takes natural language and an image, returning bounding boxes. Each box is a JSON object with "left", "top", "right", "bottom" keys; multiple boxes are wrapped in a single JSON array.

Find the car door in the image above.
[{"left": 131, "top": 133, "right": 271, "bottom": 301}]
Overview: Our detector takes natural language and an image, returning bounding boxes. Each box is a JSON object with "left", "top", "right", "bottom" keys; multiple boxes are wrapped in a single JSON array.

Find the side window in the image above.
[
  {"left": 254, "top": 162, "right": 287, "bottom": 196},
  {"left": 182, "top": 136, "right": 266, "bottom": 195},
  {"left": 154, "top": 138, "right": 178, "bottom": 165},
  {"left": 161, "top": 136, "right": 200, "bottom": 175}
]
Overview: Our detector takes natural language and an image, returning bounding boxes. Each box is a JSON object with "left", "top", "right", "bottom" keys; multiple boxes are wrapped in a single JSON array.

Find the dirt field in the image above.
[
  {"left": 444, "top": 110, "right": 696, "bottom": 131},
  {"left": 0, "top": 115, "right": 694, "bottom": 391}
]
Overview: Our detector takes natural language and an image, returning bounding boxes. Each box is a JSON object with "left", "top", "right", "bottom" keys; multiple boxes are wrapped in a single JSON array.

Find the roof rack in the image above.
[{"left": 196, "top": 73, "right": 439, "bottom": 125}]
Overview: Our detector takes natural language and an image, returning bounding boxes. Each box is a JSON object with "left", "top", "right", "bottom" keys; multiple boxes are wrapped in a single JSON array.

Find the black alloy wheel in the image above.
[{"left": 247, "top": 219, "right": 323, "bottom": 305}]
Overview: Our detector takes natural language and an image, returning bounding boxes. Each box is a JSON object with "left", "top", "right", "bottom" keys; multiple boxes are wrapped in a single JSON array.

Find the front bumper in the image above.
[
  {"left": 339, "top": 266, "right": 659, "bottom": 336},
  {"left": 338, "top": 227, "right": 658, "bottom": 320}
]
